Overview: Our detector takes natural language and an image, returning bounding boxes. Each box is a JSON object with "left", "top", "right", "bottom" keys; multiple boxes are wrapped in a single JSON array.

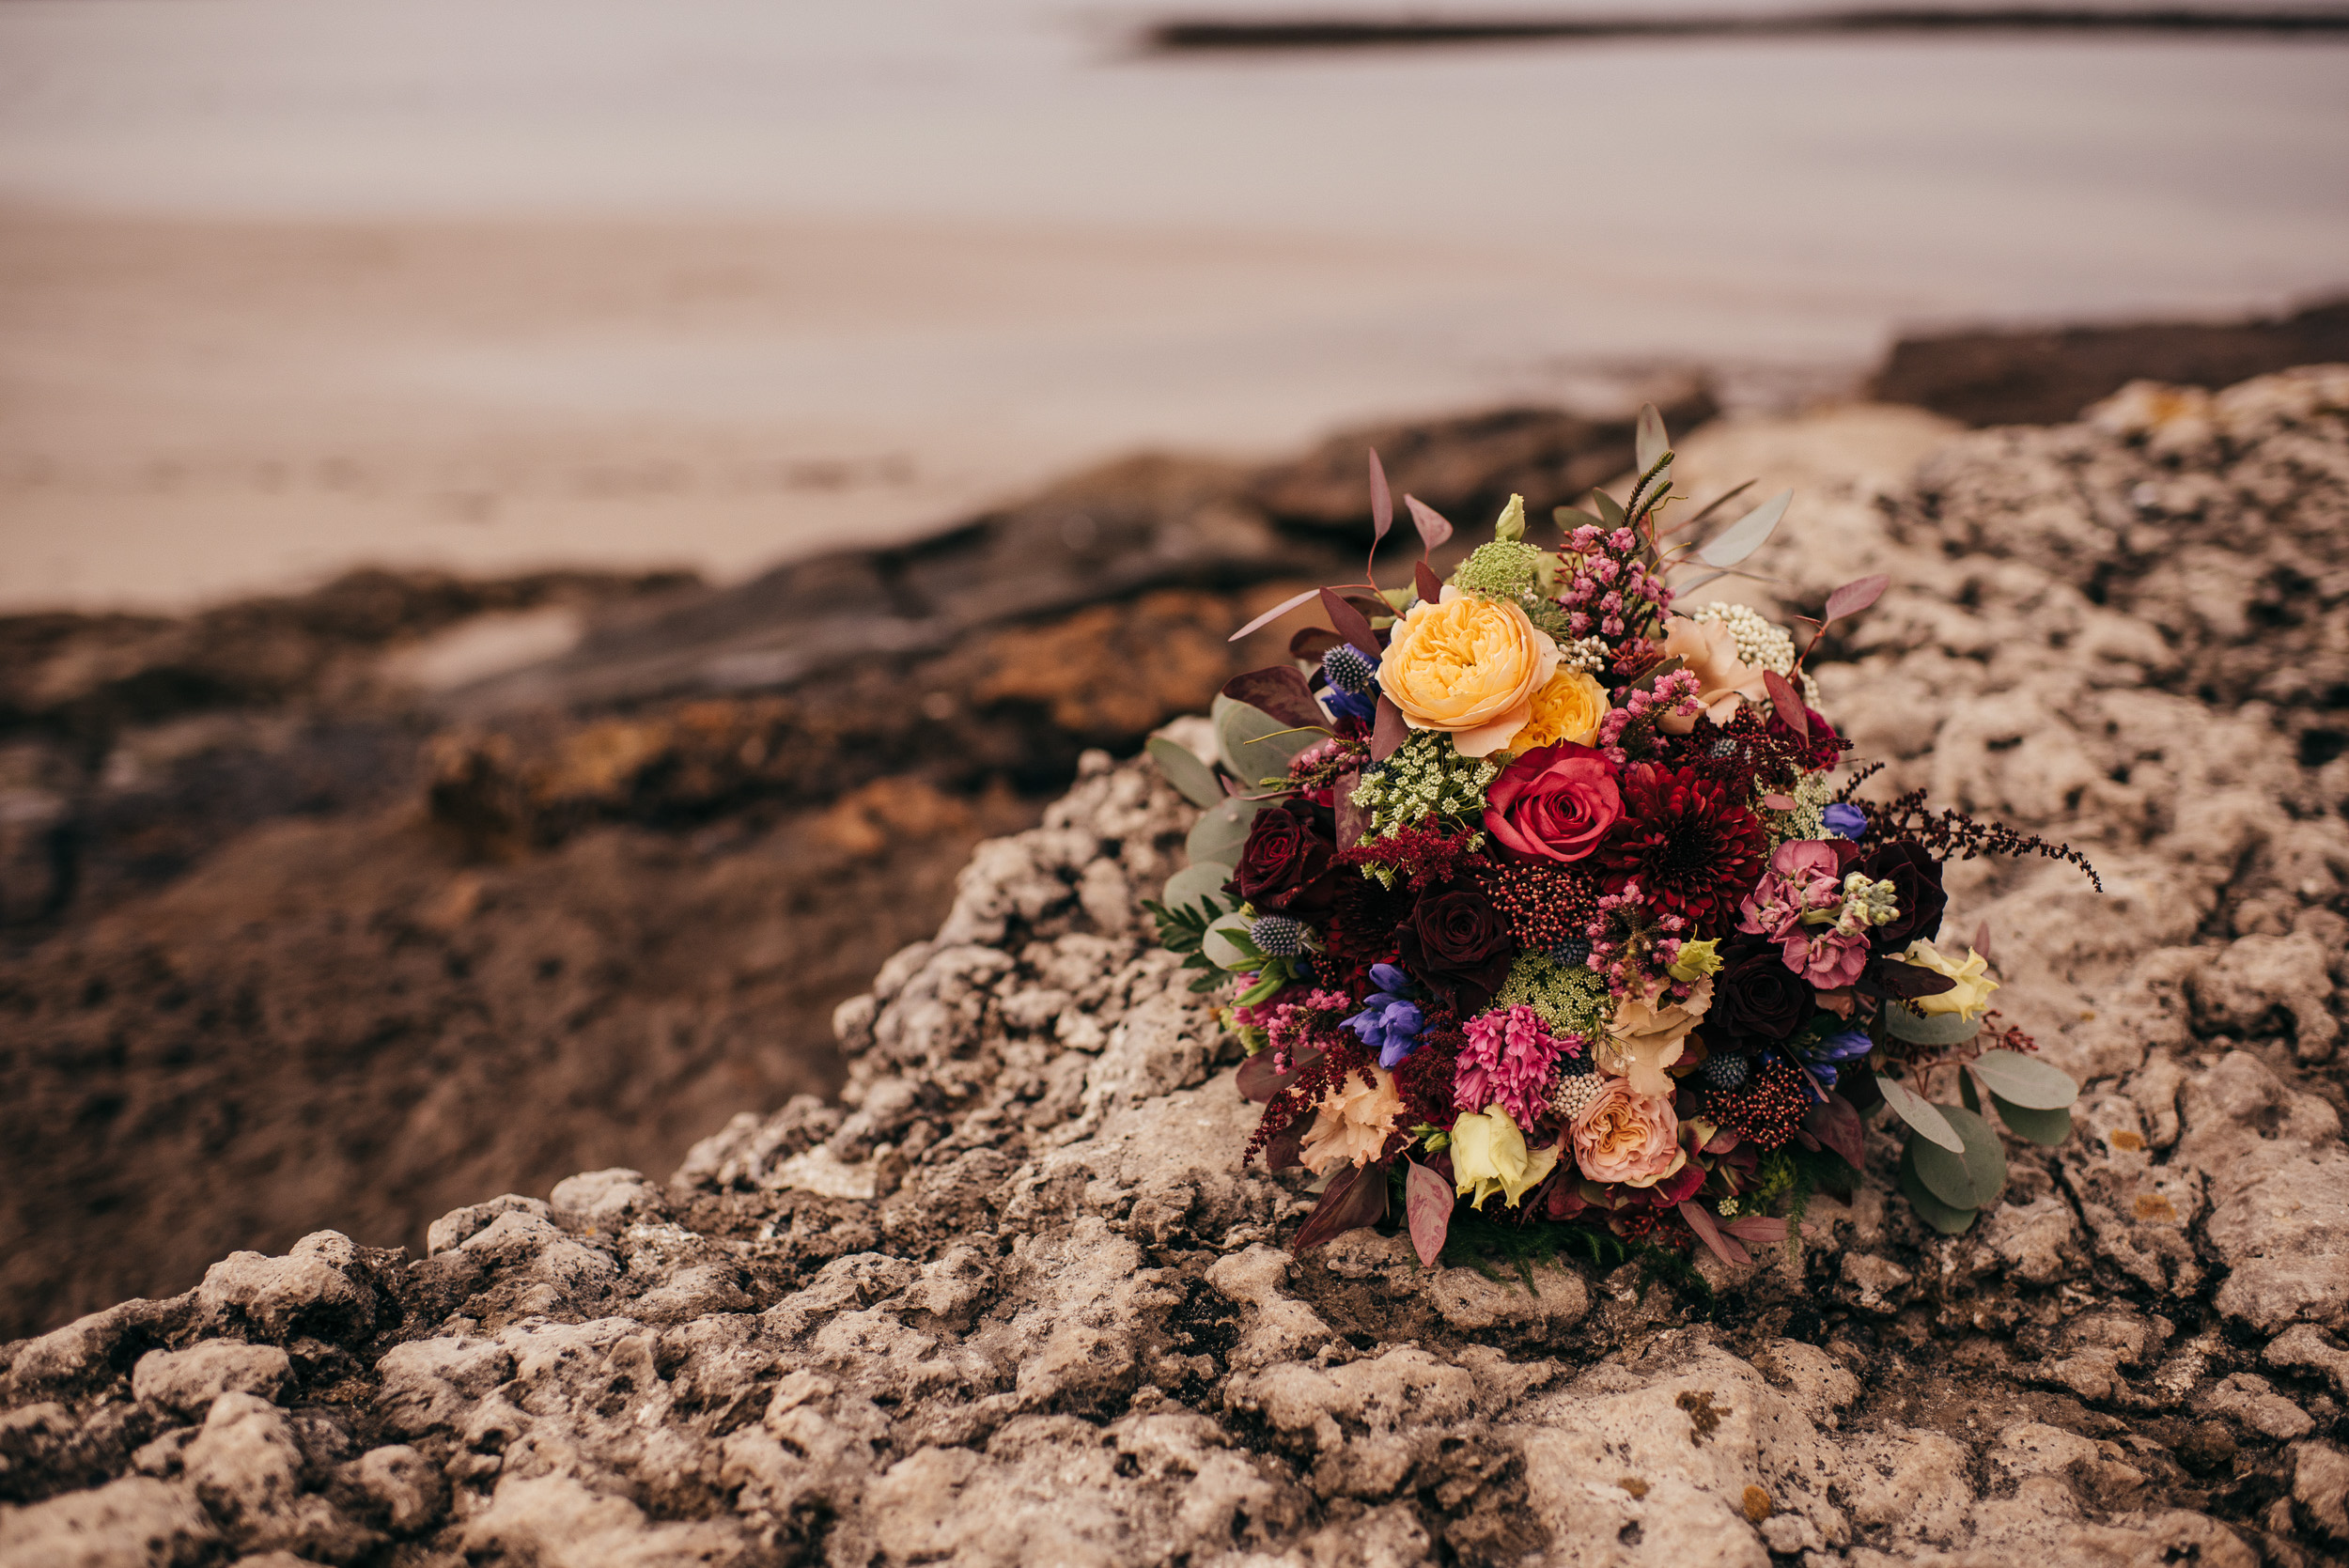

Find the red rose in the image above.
[{"left": 1483, "top": 742, "right": 1623, "bottom": 863}]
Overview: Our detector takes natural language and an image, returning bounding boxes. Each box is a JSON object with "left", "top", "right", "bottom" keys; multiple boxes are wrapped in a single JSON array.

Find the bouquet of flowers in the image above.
[{"left": 1146, "top": 407, "right": 2098, "bottom": 1268}]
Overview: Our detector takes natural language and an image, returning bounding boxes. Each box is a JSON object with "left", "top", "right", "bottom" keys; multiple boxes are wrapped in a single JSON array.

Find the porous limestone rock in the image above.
[{"left": 7, "top": 367, "right": 2349, "bottom": 1564}]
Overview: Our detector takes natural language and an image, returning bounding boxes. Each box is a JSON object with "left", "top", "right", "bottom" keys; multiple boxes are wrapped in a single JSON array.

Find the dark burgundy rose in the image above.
[
  {"left": 1712, "top": 937, "right": 1814, "bottom": 1046},
  {"left": 1228, "top": 800, "right": 1339, "bottom": 913},
  {"left": 1859, "top": 838, "right": 1947, "bottom": 951},
  {"left": 1398, "top": 883, "right": 1516, "bottom": 1015}
]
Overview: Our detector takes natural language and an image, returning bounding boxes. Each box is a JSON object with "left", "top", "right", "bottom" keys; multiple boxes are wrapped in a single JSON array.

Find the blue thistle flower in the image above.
[
  {"left": 1698, "top": 1054, "right": 1750, "bottom": 1092},
  {"left": 1323, "top": 644, "right": 1377, "bottom": 695}
]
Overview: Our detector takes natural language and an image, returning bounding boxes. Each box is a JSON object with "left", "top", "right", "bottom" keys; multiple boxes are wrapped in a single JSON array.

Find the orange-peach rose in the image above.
[
  {"left": 1658, "top": 614, "right": 1772, "bottom": 733},
  {"left": 1570, "top": 1079, "right": 1687, "bottom": 1188},
  {"left": 1377, "top": 588, "right": 1562, "bottom": 758},
  {"left": 1298, "top": 1065, "right": 1406, "bottom": 1173}
]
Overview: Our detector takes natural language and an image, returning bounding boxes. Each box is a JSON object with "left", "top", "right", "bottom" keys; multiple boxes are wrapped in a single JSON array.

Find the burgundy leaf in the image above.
[
  {"left": 1840, "top": 1063, "right": 1884, "bottom": 1115},
  {"left": 1368, "top": 449, "right": 1393, "bottom": 543},
  {"left": 1236, "top": 1050, "right": 1298, "bottom": 1103},
  {"left": 1334, "top": 770, "right": 1367, "bottom": 848},
  {"left": 1319, "top": 587, "right": 1381, "bottom": 659},
  {"left": 1805, "top": 1093, "right": 1865, "bottom": 1173},
  {"left": 1722, "top": 1214, "right": 1789, "bottom": 1245},
  {"left": 1404, "top": 1160, "right": 1453, "bottom": 1268},
  {"left": 1229, "top": 585, "right": 1323, "bottom": 644},
  {"left": 1676, "top": 1201, "right": 1750, "bottom": 1267},
  {"left": 1263, "top": 1125, "right": 1304, "bottom": 1171},
  {"left": 1762, "top": 670, "right": 1809, "bottom": 737},
  {"left": 1371, "top": 696, "right": 1408, "bottom": 761},
  {"left": 1289, "top": 627, "right": 1343, "bottom": 661},
  {"left": 1413, "top": 559, "right": 1443, "bottom": 606},
  {"left": 1823, "top": 572, "right": 1890, "bottom": 625},
  {"left": 1860, "top": 960, "right": 1958, "bottom": 1000},
  {"left": 1404, "top": 494, "right": 1454, "bottom": 554},
  {"left": 1972, "top": 920, "right": 1994, "bottom": 965},
  {"left": 1221, "top": 666, "right": 1329, "bottom": 734},
  {"left": 1293, "top": 1158, "right": 1390, "bottom": 1250}
]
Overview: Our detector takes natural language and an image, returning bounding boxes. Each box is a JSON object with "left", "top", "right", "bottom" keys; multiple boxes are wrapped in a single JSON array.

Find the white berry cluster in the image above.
[{"left": 1686, "top": 601, "right": 1820, "bottom": 706}]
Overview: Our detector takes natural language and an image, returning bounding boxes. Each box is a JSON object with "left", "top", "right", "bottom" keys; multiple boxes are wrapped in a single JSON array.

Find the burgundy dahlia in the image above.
[{"left": 1596, "top": 762, "right": 1767, "bottom": 934}]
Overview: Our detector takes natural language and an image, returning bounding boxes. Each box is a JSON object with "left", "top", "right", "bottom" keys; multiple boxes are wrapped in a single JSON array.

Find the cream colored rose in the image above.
[
  {"left": 1504, "top": 667, "right": 1610, "bottom": 753},
  {"left": 1450, "top": 1105, "right": 1562, "bottom": 1210},
  {"left": 1901, "top": 941, "right": 1999, "bottom": 1018},
  {"left": 1595, "top": 976, "right": 1714, "bottom": 1097},
  {"left": 1570, "top": 1079, "right": 1686, "bottom": 1188},
  {"left": 1298, "top": 1065, "right": 1407, "bottom": 1173},
  {"left": 1377, "top": 588, "right": 1562, "bottom": 758},
  {"left": 1658, "top": 614, "right": 1772, "bottom": 733}
]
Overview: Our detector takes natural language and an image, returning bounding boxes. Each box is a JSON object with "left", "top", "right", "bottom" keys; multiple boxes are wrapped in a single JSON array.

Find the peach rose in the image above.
[
  {"left": 1377, "top": 588, "right": 1562, "bottom": 758},
  {"left": 1298, "top": 1065, "right": 1406, "bottom": 1173},
  {"left": 1504, "top": 667, "right": 1609, "bottom": 753},
  {"left": 1570, "top": 1078, "right": 1687, "bottom": 1188},
  {"left": 1657, "top": 615, "right": 1771, "bottom": 733}
]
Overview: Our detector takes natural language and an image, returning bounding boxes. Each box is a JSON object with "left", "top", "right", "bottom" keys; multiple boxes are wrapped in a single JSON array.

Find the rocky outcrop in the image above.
[{"left": 5, "top": 367, "right": 2349, "bottom": 1564}]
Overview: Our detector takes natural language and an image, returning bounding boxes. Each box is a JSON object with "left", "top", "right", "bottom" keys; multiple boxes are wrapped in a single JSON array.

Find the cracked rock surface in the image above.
[{"left": 7, "top": 368, "right": 2349, "bottom": 1565}]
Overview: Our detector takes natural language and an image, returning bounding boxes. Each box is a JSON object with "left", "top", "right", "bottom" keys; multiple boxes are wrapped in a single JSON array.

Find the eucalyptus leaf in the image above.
[
  {"left": 1882, "top": 1003, "right": 1983, "bottom": 1047},
  {"left": 1201, "top": 912, "right": 1264, "bottom": 971},
  {"left": 1185, "top": 794, "right": 1262, "bottom": 868},
  {"left": 1159, "top": 862, "right": 1233, "bottom": 913},
  {"left": 1989, "top": 1092, "right": 2075, "bottom": 1147},
  {"left": 1969, "top": 1049, "right": 2078, "bottom": 1110},
  {"left": 1876, "top": 1074, "right": 1965, "bottom": 1153},
  {"left": 1145, "top": 736, "right": 1223, "bottom": 809},
  {"left": 1213, "top": 692, "right": 1316, "bottom": 783},
  {"left": 1592, "top": 489, "right": 1627, "bottom": 528},
  {"left": 1697, "top": 488, "right": 1792, "bottom": 568},
  {"left": 1635, "top": 402, "right": 1670, "bottom": 474},
  {"left": 1898, "top": 1141, "right": 1980, "bottom": 1234},
  {"left": 1910, "top": 1102, "right": 2006, "bottom": 1210}
]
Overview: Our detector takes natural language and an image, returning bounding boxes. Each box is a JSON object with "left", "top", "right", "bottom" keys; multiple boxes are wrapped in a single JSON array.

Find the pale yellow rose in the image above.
[
  {"left": 1377, "top": 588, "right": 1562, "bottom": 758},
  {"left": 1450, "top": 1105, "right": 1562, "bottom": 1210},
  {"left": 1901, "top": 941, "right": 2000, "bottom": 1018},
  {"left": 1595, "top": 976, "right": 1714, "bottom": 1097},
  {"left": 1658, "top": 614, "right": 1773, "bottom": 733},
  {"left": 1298, "top": 1065, "right": 1407, "bottom": 1173},
  {"left": 1504, "top": 667, "right": 1610, "bottom": 753}
]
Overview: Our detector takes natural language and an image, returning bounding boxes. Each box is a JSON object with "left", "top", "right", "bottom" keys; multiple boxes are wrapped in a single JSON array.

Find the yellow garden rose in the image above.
[
  {"left": 1377, "top": 588, "right": 1562, "bottom": 758},
  {"left": 1901, "top": 941, "right": 2000, "bottom": 1018},
  {"left": 1504, "top": 667, "right": 1609, "bottom": 753},
  {"left": 1298, "top": 1065, "right": 1406, "bottom": 1174},
  {"left": 1450, "top": 1105, "right": 1562, "bottom": 1210}
]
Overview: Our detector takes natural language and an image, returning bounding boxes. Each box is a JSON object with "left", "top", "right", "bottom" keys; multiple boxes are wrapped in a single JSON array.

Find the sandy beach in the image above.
[{"left": 2, "top": 1, "right": 2346, "bottom": 610}]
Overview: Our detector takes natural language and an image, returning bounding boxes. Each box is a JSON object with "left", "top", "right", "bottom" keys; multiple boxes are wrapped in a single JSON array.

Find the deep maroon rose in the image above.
[
  {"left": 1859, "top": 839, "right": 1947, "bottom": 951},
  {"left": 1484, "top": 741, "right": 1623, "bottom": 863},
  {"left": 1398, "top": 883, "right": 1516, "bottom": 1015},
  {"left": 1228, "top": 800, "right": 1338, "bottom": 913},
  {"left": 1712, "top": 937, "right": 1815, "bottom": 1045}
]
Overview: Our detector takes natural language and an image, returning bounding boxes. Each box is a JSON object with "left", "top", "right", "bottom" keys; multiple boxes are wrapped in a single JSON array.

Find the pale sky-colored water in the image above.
[{"left": 1, "top": 1, "right": 2345, "bottom": 608}]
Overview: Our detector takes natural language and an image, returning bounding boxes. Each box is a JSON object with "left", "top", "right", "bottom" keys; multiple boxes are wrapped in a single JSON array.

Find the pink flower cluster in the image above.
[
  {"left": 1737, "top": 840, "right": 1870, "bottom": 987},
  {"left": 1454, "top": 1004, "right": 1579, "bottom": 1126},
  {"left": 1561, "top": 524, "right": 1673, "bottom": 642}
]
